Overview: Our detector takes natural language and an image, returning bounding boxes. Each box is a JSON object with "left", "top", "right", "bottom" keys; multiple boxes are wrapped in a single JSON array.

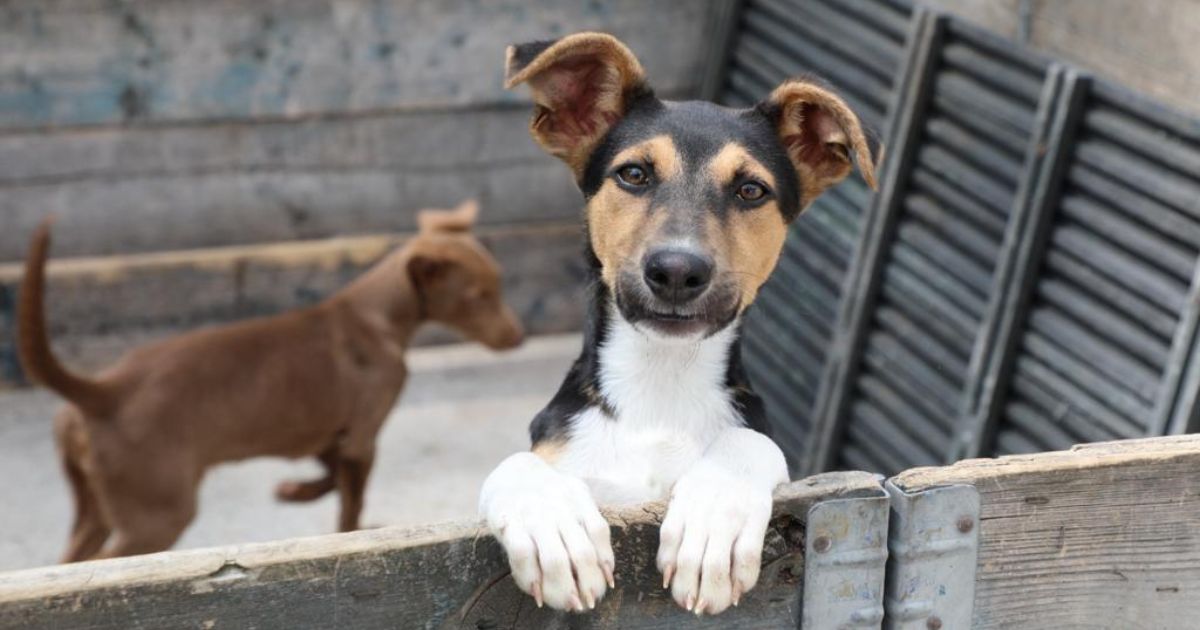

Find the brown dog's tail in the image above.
[{"left": 18, "top": 219, "right": 112, "bottom": 414}]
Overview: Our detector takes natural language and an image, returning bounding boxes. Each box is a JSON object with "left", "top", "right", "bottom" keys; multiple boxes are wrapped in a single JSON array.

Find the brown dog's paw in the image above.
[{"left": 275, "top": 478, "right": 335, "bottom": 502}]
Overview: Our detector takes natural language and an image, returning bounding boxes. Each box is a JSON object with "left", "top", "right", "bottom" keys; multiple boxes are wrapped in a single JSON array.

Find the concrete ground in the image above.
[{"left": 0, "top": 333, "right": 580, "bottom": 573}]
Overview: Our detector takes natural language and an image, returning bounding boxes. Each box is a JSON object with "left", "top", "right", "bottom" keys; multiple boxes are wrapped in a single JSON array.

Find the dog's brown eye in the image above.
[
  {"left": 616, "top": 165, "right": 649, "bottom": 187},
  {"left": 737, "top": 182, "right": 767, "bottom": 201}
]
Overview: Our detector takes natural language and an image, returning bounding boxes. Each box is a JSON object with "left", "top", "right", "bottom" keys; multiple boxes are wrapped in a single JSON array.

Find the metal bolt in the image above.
[
  {"left": 813, "top": 535, "right": 832, "bottom": 553},
  {"left": 927, "top": 616, "right": 943, "bottom": 630},
  {"left": 957, "top": 516, "right": 975, "bottom": 533}
]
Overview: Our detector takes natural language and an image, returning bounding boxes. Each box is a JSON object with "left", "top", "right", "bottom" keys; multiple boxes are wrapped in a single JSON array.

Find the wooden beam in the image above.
[
  {"left": 958, "top": 67, "right": 1083, "bottom": 459},
  {"left": 891, "top": 434, "right": 1200, "bottom": 629},
  {"left": 805, "top": 10, "right": 943, "bottom": 474},
  {"left": 0, "top": 0, "right": 715, "bottom": 130},
  {"left": 0, "top": 222, "right": 585, "bottom": 384},
  {"left": 0, "top": 108, "right": 581, "bottom": 261},
  {"left": 0, "top": 473, "right": 882, "bottom": 629}
]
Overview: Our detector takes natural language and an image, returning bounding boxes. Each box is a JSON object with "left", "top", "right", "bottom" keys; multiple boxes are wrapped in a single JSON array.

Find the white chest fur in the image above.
[{"left": 553, "top": 315, "right": 744, "bottom": 506}]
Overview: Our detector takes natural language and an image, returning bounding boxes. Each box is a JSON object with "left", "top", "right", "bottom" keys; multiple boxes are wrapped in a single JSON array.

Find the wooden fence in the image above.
[{"left": 1, "top": 435, "right": 1196, "bottom": 629}]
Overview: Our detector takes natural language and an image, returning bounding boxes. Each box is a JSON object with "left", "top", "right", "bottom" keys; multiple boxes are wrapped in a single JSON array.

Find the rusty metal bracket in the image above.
[
  {"left": 883, "top": 482, "right": 981, "bottom": 630},
  {"left": 802, "top": 487, "right": 891, "bottom": 629}
]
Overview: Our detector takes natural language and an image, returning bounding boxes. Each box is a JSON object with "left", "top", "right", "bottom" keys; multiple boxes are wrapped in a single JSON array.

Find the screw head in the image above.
[
  {"left": 813, "top": 535, "right": 832, "bottom": 553},
  {"left": 927, "top": 615, "right": 943, "bottom": 630},
  {"left": 957, "top": 516, "right": 975, "bottom": 533}
]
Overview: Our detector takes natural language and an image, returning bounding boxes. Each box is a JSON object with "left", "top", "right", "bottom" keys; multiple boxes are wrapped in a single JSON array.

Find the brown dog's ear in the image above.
[
  {"left": 417, "top": 199, "right": 479, "bottom": 234},
  {"left": 505, "top": 32, "right": 649, "bottom": 173},
  {"left": 760, "top": 79, "right": 882, "bottom": 208}
]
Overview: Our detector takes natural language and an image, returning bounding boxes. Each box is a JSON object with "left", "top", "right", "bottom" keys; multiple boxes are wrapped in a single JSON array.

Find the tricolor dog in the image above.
[{"left": 479, "top": 33, "right": 878, "bottom": 615}]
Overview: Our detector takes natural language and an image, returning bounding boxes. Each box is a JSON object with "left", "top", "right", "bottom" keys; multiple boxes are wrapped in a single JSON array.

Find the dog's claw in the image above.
[
  {"left": 569, "top": 593, "right": 584, "bottom": 612},
  {"left": 531, "top": 582, "right": 543, "bottom": 608},
  {"left": 603, "top": 563, "right": 615, "bottom": 589},
  {"left": 685, "top": 593, "right": 695, "bottom": 612},
  {"left": 662, "top": 564, "right": 674, "bottom": 589},
  {"left": 695, "top": 598, "right": 707, "bottom": 616}
]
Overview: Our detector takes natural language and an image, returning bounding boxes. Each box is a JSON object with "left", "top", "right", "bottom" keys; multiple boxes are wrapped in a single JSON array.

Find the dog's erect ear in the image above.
[
  {"left": 505, "top": 32, "right": 649, "bottom": 173},
  {"left": 417, "top": 199, "right": 479, "bottom": 234},
  {"left": 760, "top": 79, "right": 882, "bottom": 208}
]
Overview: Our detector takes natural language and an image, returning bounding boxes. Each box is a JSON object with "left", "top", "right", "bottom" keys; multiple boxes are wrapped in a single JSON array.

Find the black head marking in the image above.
[{"left": 579, "top": 99, "right": 802, "bottom": 221}]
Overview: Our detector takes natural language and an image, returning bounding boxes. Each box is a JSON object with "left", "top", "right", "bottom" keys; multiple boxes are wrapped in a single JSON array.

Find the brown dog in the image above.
[{"left": 18, "top": 200, "right": 524, "bottom": 562}]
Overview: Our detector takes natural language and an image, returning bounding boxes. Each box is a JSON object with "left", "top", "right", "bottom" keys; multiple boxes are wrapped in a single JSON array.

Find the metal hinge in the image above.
[
  {"left": 802, "top": 489, "right": 891, "bottom": 629},
  {"left": 883, "top": 482, "right": 981, "bottom": 630}
]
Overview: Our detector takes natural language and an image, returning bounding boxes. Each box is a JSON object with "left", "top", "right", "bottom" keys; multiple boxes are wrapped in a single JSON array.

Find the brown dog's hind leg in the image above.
[
  {"left": 335, "top": 453, "right": 374, "bottom": 532},
  {"left": 94, "top": 497, "right": 195, "bottom": 560},
  {"left": 92, "top": 470, "right": 198, "bottom": 560},
  {"left": 95, "top": 527, "right": 185, "bottom": 560},
  {"left": 60, "top": 454, "right": 111, "bottom": 563},
  {"left": 276, "top": 446, "right": 338, "bottom": 502}
]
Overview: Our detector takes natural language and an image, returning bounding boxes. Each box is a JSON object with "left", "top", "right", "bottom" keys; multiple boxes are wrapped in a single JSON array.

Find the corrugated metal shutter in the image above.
[
  {"left": 990, "top": 79, "right": 1200, "bottom": 454},
  {"left": 707, "top": 2, "right": 1200, "bottom": 471},
  {"left": 831, "top": 22, "right": 1054, "bottom": 475},
  {"left": 713, "top": 0, "right": 915, "bottom": 472}
]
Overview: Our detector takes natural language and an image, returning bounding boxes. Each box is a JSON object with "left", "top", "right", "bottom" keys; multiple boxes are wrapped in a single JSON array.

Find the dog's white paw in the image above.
[
  {"left": 479, "top": 452, "right": 614, "bottom": 612},
  {"left": 656, "top": 461, "right": 774, "bottom": 616}
]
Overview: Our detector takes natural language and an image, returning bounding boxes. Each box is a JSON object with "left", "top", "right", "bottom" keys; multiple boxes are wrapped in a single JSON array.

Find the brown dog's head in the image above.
[
  {"left": 406, "top": 200, "right": 524, "bottom": 350},
  {"left": 506, "top": 33, "right": 880, "bottom": 338}
]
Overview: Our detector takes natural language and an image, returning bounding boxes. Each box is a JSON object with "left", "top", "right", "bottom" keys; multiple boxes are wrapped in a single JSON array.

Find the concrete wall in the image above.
[
  {"left": 925, "top": 0, "right": 1200, "bottom": 116},
  {"left": 0, "top": 1, "right": 723, "bottom": 384},
  {"left": 0, "top": 0, "right": 720, "bottom": 260}
]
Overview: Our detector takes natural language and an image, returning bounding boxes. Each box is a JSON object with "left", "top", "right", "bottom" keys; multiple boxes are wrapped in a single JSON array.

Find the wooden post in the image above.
[
  {"left": 0, "top": 473, "right": 884, "bottom": 629},
  {"left": 889, "top": 434, "right": 1200, "bottom": 628}
]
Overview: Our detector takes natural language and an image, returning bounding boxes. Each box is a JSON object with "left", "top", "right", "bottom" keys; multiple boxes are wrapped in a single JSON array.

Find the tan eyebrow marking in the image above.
[
  {"left": 610, "top": 135, "right": 681, "bottom": 180},
  {"left": 707, "top": 142, "right": 776, "bottom": 190}
]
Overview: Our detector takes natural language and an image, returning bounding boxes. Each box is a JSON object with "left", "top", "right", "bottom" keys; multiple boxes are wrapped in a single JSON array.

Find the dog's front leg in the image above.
[
  {"left": 479, "top": 452, "right": 615, "bottom": 611},
  {"left": 657, "top": 427, "right": 788, "bottom": 615}
]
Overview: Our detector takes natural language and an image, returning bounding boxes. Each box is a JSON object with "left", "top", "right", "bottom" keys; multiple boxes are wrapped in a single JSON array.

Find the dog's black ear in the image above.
[
  {"left": 758, "top": 79, "right": 882, "bottom": 208},
  {"left": 505, "top": 32, "right": 649, "bottom": 174}
]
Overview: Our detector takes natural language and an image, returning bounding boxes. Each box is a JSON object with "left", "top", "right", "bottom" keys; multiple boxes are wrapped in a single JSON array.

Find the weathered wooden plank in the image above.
[
  {"left": 921, "top": 116, "right": 1023, "bottom": 186},
  {"left": 1017, "top": 331, "right": 1153, "bottom": 426},
  {"left": 0, "top": 222, "right": 585, "bottom": 383},
  {"left": 0, "top": 0, "right": 714, "bottom": 129},
  {"left": 0, "top": 107, "right": 583, "bottom": 260},
  {"left": 931, "top": 72, "right": 1036, "bottom": 135},
  {"left": 1043, "top": 249, "right": 1178, "bottom": 339},
  {"left": 1066, "top": 163, "right": 1200, "bottom": 253},
  {"left": 887, "top": 237, "right": 989, "bottom": 319},
  {"left": 913, "top": 145, "right": 1014, "bottom": 217},
  {"left": 1074, "top": 137, "right": 1200, "bottom": 220},
  {"left": 940, "top": 42, "right": 1044, "bottom": 104},
  {"left": 1010, "top": 356, "right": 1145, "bottom": 439},
  {"left": 1035, "top": 277, "right": 1170, "bottom": 366},
  {"left": 1025, "top": 307, "right": 1161, "bottom": 402},
  {"left": 0, "top": 106, "right": 544, "bottom": 186},
  {"left": 860, "top": 346, "right": 957, "bottom": 433},
  {"left": 0, "top": 472, "right": 883, "bottom": 629},
  {"left": 891, "top": 435, "right": 1200, "bottom": 629}
]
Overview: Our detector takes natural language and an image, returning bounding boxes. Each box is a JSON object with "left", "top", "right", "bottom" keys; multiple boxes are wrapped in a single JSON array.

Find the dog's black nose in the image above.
[{"left": 643, "top": 249, "right": 713, "bottom": 303}]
